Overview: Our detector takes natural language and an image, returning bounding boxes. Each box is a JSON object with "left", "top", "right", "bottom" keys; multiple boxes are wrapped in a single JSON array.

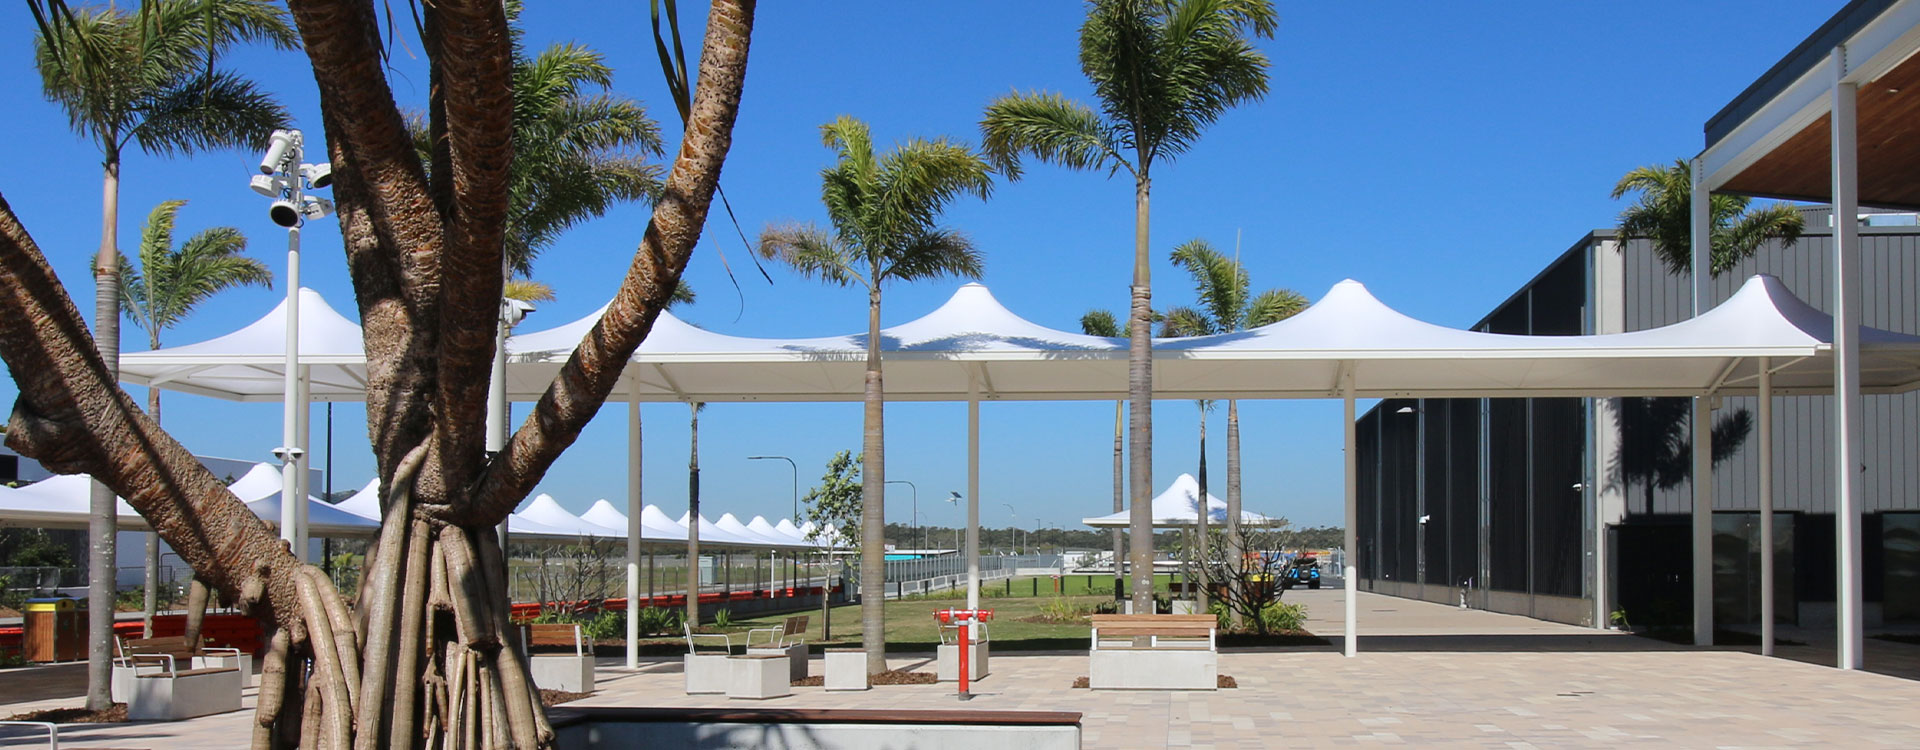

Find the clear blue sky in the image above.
[{"left": 0, "top": 1, "right": 1841, "bottom": 531}]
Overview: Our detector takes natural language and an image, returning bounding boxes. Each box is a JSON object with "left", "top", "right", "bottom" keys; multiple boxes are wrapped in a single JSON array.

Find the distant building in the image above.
[{"left": 1353, "top": 208, "right": 1920, "bottom": 629}]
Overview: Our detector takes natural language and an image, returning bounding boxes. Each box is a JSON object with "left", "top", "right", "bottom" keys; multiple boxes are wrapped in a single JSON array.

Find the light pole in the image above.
[
  {"left": 748, "top": 455, "right": 799, "bottom": 520},
  {"left": 251, "top": 129, "right": 332, "bottom": 561},
  {"left": 886, "top": 479, "right": 918, "bottom": 551},
  {"left": 489, "top": 294, "right": 533, "bottom": 548},
  {"left": 1001, "top": 503, "right": 1020, "bottom": 554}
]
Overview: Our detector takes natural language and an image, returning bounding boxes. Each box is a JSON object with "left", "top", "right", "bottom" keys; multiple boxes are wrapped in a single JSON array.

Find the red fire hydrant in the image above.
[{"left": 934, "top": 608, "right": 993, "bottom": 700}]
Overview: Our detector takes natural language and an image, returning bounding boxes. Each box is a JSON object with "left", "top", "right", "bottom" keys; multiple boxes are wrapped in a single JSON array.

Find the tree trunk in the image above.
[
  {"left": 1111, "top": 400, "right": 1123, "bottom": 599},
  {"left": 860, "top": 286, "right": 887, "bottom": 674},
  {"left": 86, "top": 151, "right": 121, "bottom": 712},
  {"left": 686, "top": 402, "right": 701, "bottom": 627},
  {"left": 145, "top": 353, "right": 163, "bottom": 637},
  {"left": 1127, "top": 176, "right": 1154, "bottom": 613},
  {"left": 1195, "top": 404, "right": 1209, "bottom": 610},
  {"left": 1226, "top": 398, "right": 1243, "bottom": 628}
]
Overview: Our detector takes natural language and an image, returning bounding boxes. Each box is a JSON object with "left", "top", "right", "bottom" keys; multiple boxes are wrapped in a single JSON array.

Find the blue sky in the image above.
[{"left": 0, "top": 1, "right": 1841, "bottom": 531}]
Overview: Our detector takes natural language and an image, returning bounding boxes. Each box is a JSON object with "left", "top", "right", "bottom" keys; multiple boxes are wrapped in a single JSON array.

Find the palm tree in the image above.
[
  {"left": 981, "top": 0, "right": 1276, "bottom": 611},
  {"left": 1162, "top": 238, "right": 1305, "bottom": 619},
  {"left": 758, "top": 116, "right": 992, "bottom": 673},
  {"left": 121, "top": 199, "right": 272, "bottom": 635},
  {"left": 35, "top": 0, "right": 294, "bottom": 710},
  {"left": 1612, "top": 159, "right": 1805, "bottom": 277},
  {"left": 1080, "top": 310, "right": 1126, "bottom": 599}
]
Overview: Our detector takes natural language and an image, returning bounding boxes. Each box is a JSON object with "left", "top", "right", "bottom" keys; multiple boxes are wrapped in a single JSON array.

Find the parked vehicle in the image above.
[{"left": 1280, "top": 557, "right": 1321, "bottom": 590}]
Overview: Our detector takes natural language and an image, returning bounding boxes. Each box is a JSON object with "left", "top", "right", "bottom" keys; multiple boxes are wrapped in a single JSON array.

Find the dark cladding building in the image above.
[{"left": 1354, "top": 209, "right": 1920, "bottom": 629}]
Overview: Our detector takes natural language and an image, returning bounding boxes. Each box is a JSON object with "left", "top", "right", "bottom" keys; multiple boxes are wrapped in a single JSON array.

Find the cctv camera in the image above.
[
  {"left": 299, "top": 196, "right": 335, "bottom": 220},
  {"left": 260, "top": 129, "right": 298, "bottom": 175},
  {"left": 270, "top": 199, "right": 302, "bottom": 228},
  {"left": 500, "top": 297, "right": 535, "bottom": 327},
  {"left": 249, "top": 174, "right": 288, "bottom": 198},
  {"left": 1418, "top": 514, "right": 1431, "bottom": 524},
  {"left": 301, "top": 162, "right": 333, "bottom": 189}
]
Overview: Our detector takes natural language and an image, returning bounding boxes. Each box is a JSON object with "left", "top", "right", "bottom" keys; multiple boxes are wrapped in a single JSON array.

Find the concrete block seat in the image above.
[
  {"left": 727, "top": 653, "right": 793, "bottom": 700},
  {"left": 744, "top": 615, "right": 810, "bottom": 682},
  {"left": 1087, "top": 614, "right": 1217, "bottom": 690},
  {"left": 823, "top": 649, "right": 867, "bottom": 691},
  {"left": 130, "top": 666, "right": 244, "bottom": 720},
  {"left": 683, "top": 623, "right": 736, "bottom": 695},
  {"left": 524, "top": 623, "right": 595, "bottom": 694}
]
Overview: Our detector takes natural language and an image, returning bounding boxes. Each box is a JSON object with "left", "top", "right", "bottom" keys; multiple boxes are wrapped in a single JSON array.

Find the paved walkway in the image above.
[{"left": 6, "top": 590, "right": 1919, "bottom": 748}]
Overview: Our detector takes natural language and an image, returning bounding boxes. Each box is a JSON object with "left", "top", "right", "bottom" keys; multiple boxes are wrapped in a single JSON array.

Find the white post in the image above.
[
  {"left": 279, "top": 223, "right": 303, "bottom": 559},
  {"left": 1759, "top": 358, "right": 1775, "bottom": 656},
  {"left": 1830, "top": 48, "right": 1865, "bottom": 670},
  {"left": 1691, "top": 396, "right": 1713, "bottom": 646},
  {"left": 966, "top": 378, "right": 981, "bottom": 612},
  {"left": 1342, "top": 365, "right": 1358, "bottom": 657},
  {"left": 294, "top": 365, "right": 311, "bottom": 558},
  {"left": 1344, "top": 563, "right": 1358, "bottom": 658},
  {"left": 1688, "top": 157, "right": 1713, "bottom": 647},
  {"left": 626, "top": 387, "right": 642, "bottom": 669},
  {"left": 488, "top": 306, "right": 510, "bottom": 548}
]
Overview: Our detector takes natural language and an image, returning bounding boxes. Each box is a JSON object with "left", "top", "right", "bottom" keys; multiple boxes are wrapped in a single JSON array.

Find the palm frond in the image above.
[
  {"left": 1715, "top": 202, "right": 1804, "bottom": 275},
  {"left": 881, "top": 228, "right": 983, "bottom": 284},
  {"left": 757, "top": 222, "right": 864, "bottom": 288},
  {"left": 873, "top": 136, "right": 994, "bottom": 239},
  {"left": 669, "top": 279, "right": 696, "bottom": 309},
  {"left": 979, "top": 90, "right": 1127, "bottom": 179},
  {"left": 120, "top": 199, "right": 267, "bottom": 341},
  {"left": 1158, "top": 305, "right": 1215, "bottom": 338},
  {"left": 502, "top": 278, "right": 556, "bottom": 303},
  {"left": 1080, "top": 308, "right": 1122, "bottom": 337},
  {"left": 1613, "top": 159, "right": 1804, "bottom": 277},
  {"left": 1080, "top": 0, "right": 1274, "bottom": 170},
  {"left": 131, "top": 70, "right": 290, "bottom": 155},
  {"left": 1168, "top": 238, "right": 1246, "bottom": 332},
  {"left": 1243, "top": 287, "right": 1306, "bottom": 328}
]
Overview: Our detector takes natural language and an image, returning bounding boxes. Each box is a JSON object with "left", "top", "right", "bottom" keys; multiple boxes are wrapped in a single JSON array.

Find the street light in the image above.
[
  {"left": 886, "top": 479, "right": 918, "bottom": 551},
  {"left": 253, "top": 128, "right": 332, "bottom": 561},
  {"left": 1001, "top": 502, "right": 1022, "bottom": 554},
  {"left": 748, "top": 455, "right": 799, "bottom": 520}
]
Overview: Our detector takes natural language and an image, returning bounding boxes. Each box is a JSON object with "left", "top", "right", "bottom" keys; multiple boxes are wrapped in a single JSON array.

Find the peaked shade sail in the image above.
[{"left": 1081, "top": 473, "right": 1280, "bottom": 528}]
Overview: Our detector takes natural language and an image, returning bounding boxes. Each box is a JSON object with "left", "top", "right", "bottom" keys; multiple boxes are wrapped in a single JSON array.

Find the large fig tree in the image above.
[{"left": 0, "top": 0, "right": 757, "bottom": 747}]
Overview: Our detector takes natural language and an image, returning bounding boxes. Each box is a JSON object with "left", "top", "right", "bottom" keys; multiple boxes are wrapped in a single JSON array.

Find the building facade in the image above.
[{"left": 1354, "top": 209, "right": 1920, "bottom": 630}]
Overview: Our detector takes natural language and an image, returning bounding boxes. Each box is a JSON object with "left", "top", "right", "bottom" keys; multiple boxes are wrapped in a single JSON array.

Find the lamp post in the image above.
[
  {"left": 1001, "top": 503, "right": 1021, "bottom": 554},
  {"left": 886, "top": 479, "right": 918, "bottom": 551},
  {"left": 489, "top": 294, "right": 533, "bottom": 548},
  {"left": 748, "top": 455, "right": 799, "bottom": 520},
  {"left": 251, "top": 129, "right": 332, "bottom": 561}
]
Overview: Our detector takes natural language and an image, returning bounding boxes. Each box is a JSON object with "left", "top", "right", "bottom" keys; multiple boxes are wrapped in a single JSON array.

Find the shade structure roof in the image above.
[
  {"left": 118, "top": 288, "right": 368, "bottom": 402},
  {"left": 245, "top": 492, "right": 381, "bottom": 538},
  {"left": 1082, "top": 473, "right": 1279, "bottom": 528},
  {"left": 0, "top": 472, "right": 378, "bottom": 537},
  {"left": 516, "top": 493, "right": 624, "bottom": 538},
  {"left": 123, "top": 277, "right": 1920, "bottom": 407}
]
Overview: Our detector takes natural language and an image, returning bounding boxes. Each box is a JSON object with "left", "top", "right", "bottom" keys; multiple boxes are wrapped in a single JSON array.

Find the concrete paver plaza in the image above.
[{"left": 5, "top": 589, "right": 1918, "bottom": 748}]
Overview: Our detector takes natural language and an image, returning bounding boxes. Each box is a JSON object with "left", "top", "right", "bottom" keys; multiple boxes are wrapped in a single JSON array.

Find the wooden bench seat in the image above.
[
  {"left": 523, "top": 623, "right": 595, "bottom": 694},
  {"left": 1088, "top": 614, "right": 1217, "bottom": 690},
  {"left": 116, "top": 636, "right": 244, "bottom": 720}
]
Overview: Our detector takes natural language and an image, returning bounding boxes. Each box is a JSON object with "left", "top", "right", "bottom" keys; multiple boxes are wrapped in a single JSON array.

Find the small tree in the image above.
[{"left": 802, "top": 451, "right": 863, "bottom": 554}]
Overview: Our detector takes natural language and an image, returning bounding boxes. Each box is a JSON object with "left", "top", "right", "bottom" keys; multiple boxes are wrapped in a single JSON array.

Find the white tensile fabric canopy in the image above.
[
  {"left": 0, "top": 470, "right": 378, "bottom": 537},
  {"left": 1081, "top": 473, "right": 1279, "bottom": 528},
  {"left": 117, "top": 288, "right": 368, "bottom": 402}
]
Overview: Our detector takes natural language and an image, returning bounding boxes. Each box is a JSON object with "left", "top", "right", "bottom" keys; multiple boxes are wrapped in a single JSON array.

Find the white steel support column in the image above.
[
  {"left": 1759, "top": 358, "right": 1775, "bottom": 656},
  {"left": 966, "top": 376, "right": 981, "bottom": 612},
  {"left": 626, "top": 385, "right": 642, "bottom": 669},
  {"left": 488, "top": 303, "right": 510, "bottom": 548},
  {"left": 294, "top": 366, "right": 311, "bottom": 558},
  {"left": 1688, "top": 157, "right": 1713, "bottom": 647},
  {"left": 279, "top": 224, "right": 303, "bottom": 558},
  {"left": 1691, "top": 397, "right": 1713, "bottom": 646},
  {"left": 1831, "top": 47, "right": 1866, "bottom": 670},
  {"left": 1341, "top": 365, "right": 1358, "bottom": 657}
]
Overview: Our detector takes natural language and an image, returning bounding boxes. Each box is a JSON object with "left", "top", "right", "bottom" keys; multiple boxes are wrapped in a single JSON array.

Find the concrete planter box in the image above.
[
  {"left": 824, "top": 650, "right": 868, "bottom": 691},
  {"left": 684, "top": 653, "right": 731, "bottom": 694},
  {"left": 935, "top": 641, "right": 988, "bottom": 682},
  {"left": 531, "top": 654, "right": 595, "bottom": 694},
  {"left": 727, "top": 654, "right": 792, "bottom": 700},
  {"left": 747, "top": 643, "right": 807, "bottom": 682}
]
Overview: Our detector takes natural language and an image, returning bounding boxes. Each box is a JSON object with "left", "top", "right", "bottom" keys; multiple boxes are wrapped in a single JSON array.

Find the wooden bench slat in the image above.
[
  {"left": 136, "top": 667, "right": 237, "bottom": 678},
  {"left": 1089, "top": 614, "right": 1214, "bottom": 624},
  {"left": 1094, "top": 626, "right": 1213, "bottom": 637}
]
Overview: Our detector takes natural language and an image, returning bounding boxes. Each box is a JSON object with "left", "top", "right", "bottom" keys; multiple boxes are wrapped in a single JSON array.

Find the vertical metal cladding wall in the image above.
[
  {"left": 1620, "top": 227, "right": 1920, "bottom": 515},
  {"left": 1357, "top": 411, "right": 1379, "bottom": 579},
  {"left": 1447, "top": 399, "right": 1481, "bottom": 589}
]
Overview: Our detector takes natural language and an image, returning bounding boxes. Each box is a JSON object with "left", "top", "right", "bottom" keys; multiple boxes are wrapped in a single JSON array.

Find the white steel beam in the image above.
[{"left": 1831, "top": 49, "right": 1867, "bottom": 671}]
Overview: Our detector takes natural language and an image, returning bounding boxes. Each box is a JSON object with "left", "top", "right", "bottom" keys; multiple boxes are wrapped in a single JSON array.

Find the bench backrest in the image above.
[
  {"left": 526, "top": 623, "right": 585, "bottom": 654},
  {"left": 782, "top": 616, "right": 809, "bottom": 637},
  {"left": 120, "top": 636, "right": 199, "bottom": 660}
]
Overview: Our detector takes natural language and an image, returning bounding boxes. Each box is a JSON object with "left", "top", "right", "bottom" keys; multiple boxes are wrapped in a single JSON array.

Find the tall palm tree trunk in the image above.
[
  {"left": 686, "top": 403, "right": 702, "bottom": 627},
  {"left": 144, "top": 338, "right": 163, "bottom": 637},
  {"left": 860, "top": 287, "right": 887, "bottom": 673},
  {"left": 1111, "top": 401, "right": 1123, "bottom": 599},
  {"left": 86, "top": 151, "right": 121, "bottom": 711},
  {"left": 1195, "top": 406, "right": 1208, "bottom": 610},
  {"left": 1127, "top": 177, "right": 1154, "bottom": 613},
  {"left": 1226, "top": 398, "right": 1243, "bottom": 628}
]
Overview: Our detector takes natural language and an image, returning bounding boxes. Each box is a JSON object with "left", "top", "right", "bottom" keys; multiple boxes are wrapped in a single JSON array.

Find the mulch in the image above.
[
  {"left": 5, "top": 703, "right": 128, "bottom": 723},
  {"left": 1071, "top": 675, "right": 1236, "bottom": 689},
  {"left": 791, "top": 669, "right": 935, "bottom": 687},
  {"left": 539, "top": 689, "right": 590, "bottom": 707}
]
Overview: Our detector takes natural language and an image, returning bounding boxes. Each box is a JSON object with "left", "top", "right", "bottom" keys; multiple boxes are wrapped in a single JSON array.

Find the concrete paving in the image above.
[{"left": 5, "top": 590, "right": 1919, "bottom": 748}]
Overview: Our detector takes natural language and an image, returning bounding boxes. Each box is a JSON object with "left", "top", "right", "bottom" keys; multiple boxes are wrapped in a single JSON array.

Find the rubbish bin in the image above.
[{"left": 23, "top": 597, "right": 85, "bottom": 663}]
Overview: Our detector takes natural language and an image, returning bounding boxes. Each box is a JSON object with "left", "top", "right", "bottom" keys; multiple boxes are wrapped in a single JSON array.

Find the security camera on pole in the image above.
[{"left": 251, "top": 129, "right": 333, "bottom": 560}]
